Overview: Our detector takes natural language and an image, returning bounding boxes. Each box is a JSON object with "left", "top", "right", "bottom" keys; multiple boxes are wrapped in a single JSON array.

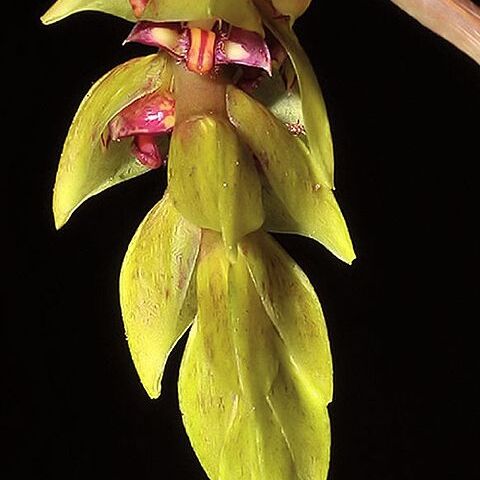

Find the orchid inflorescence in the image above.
[{"left": 42, "top": 0, "right": 479, "bottom": 479}]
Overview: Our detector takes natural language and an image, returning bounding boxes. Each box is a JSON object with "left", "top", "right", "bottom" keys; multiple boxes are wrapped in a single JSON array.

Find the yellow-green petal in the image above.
[
  {"left": 240, "top": 231, "right": 333, "bottom": 403},
  {"left": 227, "top": 86, "right": 355, "bottom": 264},
  {"left": 119, "top": 193, "right": 200, "bottom": 399},
  {"left": 179, "top": 231, "right": 331, "bottom": 480},
  {"left": 168, "top": 115, "right": 264, "bottom": 257},
  {"left": 263, "top": 185, "right": 355, "bottom": 264},
  {"left": 256, "top": 3, "right": 334, "bottom": 187},
  {"left": 53, "top": 54, "right": 172, "bottom": 229},
  {"left": 226, "top": 84, "right": 313, "bottom": 180},
  {"left": 41, "top": 0, "right": 136, "bottom": 24},
  {"left": 143, "top": 0, "right": 264, "bottom": 36}
]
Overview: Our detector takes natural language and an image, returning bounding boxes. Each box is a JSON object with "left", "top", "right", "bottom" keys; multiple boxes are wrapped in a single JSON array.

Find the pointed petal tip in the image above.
[
  {"left": 53, "top": 207, "right": 68, "bottom": 230},
  {"left": 144, "top": 383, "right": 161, "bottom": 400},
  {"left": 336, "top": 242, "right": 356, "bottom": 265},
  {"left": 345, "top": 253, "right": 357, "bottom": 266},
  {"left": 54, "top": 220, "right": 64, "bottom": 231},
  {"left": 40, "top": 11, "right": 54, "bottom": 25}
]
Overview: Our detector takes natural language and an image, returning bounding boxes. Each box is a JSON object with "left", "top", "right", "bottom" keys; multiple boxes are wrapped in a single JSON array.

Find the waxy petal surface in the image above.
[
  {"left": 227, "top": 86, "right": 355, "bottom": 264},
  {"left": 120, "top": 193, "right": 201, "bottom": 399},
  {"left": 169, "top": 115, "right": 264, "bottom": 257},
  {"left": 142, "top": 0, "right": 264, "bottom": 36},
  {"left": 216, "top": 27, "right": 272, "bottom": 73},
  {"left": 128, "top": 22, "right": 272, "bottom": 74},
  {"left": 42, "top": 0, "right": 136, "bottom": 24},
  {"left": 179, "top": 231, "right": 331, "bottom": 480},
  {"left": 391, "top": 0, "right": 480, "bottom": 64},
  {"left": 241, "top": 231, "right": 333, "bottom": 404},
  {"left": 109, "top": 91, "right": 175, "bottom": 140},
  {"left": 263, "top": 186, "right": 355, "bottom": 264},
  {"left": 53, "top": 54, "right": 172, "bottom": 229},
  {"left": 126, "top": 22, "right": 187, "bottom": 57}
]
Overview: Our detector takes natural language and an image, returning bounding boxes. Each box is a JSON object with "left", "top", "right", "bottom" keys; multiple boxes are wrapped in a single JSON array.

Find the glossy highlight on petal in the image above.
[
  {"left": 133, "top": 134, "right": 163, "bottom": 169},
  {"left": 108, "top": 91, "right": 176, "bottom": 140},
  {"left": 216, "top": 27, "right": 272, "bottom": 74}
]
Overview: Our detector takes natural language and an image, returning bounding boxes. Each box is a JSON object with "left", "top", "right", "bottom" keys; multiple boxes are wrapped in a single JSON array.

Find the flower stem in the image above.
[{"left": 173, "top": 62, "right": 227, "bottom": 124}]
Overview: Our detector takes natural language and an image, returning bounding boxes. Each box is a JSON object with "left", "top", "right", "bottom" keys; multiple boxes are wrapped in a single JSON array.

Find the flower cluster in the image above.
[{"left": 43, "top": 1, "right": 356, "bottom": 479}]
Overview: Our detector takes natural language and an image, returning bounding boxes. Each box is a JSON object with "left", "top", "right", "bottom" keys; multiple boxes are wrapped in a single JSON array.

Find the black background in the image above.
[{"left": 5, "top": 1, "right": 479, "bottom": 479}]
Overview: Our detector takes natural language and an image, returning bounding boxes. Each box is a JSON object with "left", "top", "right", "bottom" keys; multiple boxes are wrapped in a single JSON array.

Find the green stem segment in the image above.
[{"left": 173, "top": 62, "right": 228, "bottom": 124}]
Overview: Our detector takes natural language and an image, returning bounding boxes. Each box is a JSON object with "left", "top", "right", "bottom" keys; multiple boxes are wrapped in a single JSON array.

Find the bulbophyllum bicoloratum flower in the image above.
[
  {"left": 126, "top": 21, "right": 272, "bottom": 75},
  {"left": 128, "top": 0, "right": 271, "bottom": 74},
  {"left": 50, "top": 53, "right": 175, "bottom": 229},
  {"left": 104, "top": 90, "right": 175, "bottom": 169},
  {"left": 42, "top": 1, "right": 478, "bottom": 479}
]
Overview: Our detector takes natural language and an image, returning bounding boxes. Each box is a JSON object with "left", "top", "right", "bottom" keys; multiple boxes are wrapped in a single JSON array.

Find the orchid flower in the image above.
[
  {"left": 105, "top": 91, "right": 175, "bottom": 169},
  {"left": 126, "top": 21, "right": 272, "bottom": 75}
]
